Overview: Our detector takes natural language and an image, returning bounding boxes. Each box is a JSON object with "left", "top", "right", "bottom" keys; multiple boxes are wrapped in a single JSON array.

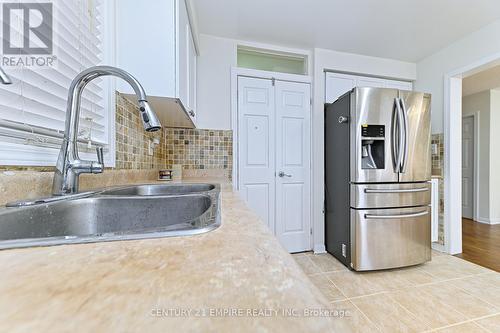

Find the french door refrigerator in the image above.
[{"left": 325, "top": 87, "right": 431, "bottom": 271}]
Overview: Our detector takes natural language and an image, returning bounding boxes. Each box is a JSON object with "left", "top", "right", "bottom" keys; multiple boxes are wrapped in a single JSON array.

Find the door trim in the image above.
[
  {"left": 444, "top": 51, "right": 500, "bottom": 254},
  {"left": 231, "top": 67, "right": 313, "bottom": 250},
  {"left": 462, "top": 112, "right": 480, "bottom": 222}
]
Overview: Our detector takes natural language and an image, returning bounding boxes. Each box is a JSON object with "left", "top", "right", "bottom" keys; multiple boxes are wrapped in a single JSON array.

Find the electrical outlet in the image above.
[
  {"left": 432, "top": 143, "right": 438, "bottom": 155},
  {"left": 148, "top": 140, "right": 153, "bottom": 156},
  {"left": 342, "top": 244, "right": 346, "bottom": 257}
]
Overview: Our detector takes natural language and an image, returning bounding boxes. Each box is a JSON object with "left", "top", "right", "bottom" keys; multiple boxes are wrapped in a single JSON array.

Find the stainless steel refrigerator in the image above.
[{"left": 325, "top": 87, "right": 431, "bottom": 271}]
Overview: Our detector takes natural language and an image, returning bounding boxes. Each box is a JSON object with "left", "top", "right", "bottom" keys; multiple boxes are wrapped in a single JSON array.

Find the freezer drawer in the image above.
[
  {"left": 350, "top": 206, "right": 431, "bottom": 271},
  {"left": 350, "top": 183, "right": 431, "bottom": 209}
]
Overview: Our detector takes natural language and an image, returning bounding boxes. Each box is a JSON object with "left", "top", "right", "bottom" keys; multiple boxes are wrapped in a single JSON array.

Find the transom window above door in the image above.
[{"left": 237, "top": 47, "right": 308, "bottom": 75}]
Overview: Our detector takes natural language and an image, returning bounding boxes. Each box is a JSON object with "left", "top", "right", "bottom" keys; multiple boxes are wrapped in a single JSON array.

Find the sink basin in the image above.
[
  {"left": 0, "top": 185, "right": 220, "bottom": 250},
  {"left": 99, "top": 183, "right": 216, "bottom": 196}
]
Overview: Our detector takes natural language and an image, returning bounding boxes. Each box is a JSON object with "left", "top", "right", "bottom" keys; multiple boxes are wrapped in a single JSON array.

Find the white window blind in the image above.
[{"left": 0, "top": 0, "right": 109, "bottom": 166}]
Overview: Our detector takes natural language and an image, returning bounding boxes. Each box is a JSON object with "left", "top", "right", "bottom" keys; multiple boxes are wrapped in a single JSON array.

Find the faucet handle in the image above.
[
  {"left": 96, "top": 146, "right": 104, "bottom": 165},
  {"left": 90, "top": 146, "right": 104, "bottom": 174}
]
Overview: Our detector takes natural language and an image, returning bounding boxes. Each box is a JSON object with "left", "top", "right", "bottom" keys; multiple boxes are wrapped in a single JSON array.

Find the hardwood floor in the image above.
[{"left": 455, "top": 218, "right": 500, "bottom": 272}]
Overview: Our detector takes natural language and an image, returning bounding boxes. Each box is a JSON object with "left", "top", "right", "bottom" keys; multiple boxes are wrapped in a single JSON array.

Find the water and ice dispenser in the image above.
[{"left": 361, "top": 125, "right": 385, "bottom": 169}]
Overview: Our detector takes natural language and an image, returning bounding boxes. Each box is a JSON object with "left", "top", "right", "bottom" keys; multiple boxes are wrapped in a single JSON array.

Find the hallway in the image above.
[{"left": 455, "top": 218, "right": 500, "bottom": 272}]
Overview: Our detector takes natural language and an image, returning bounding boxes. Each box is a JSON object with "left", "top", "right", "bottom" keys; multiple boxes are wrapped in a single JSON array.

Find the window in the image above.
[
  {"left": 0, "top": 0, "right": 111, "bottom": 166},
  {"left": 237, "top": 47, "right": 307, "bottom": 75}
]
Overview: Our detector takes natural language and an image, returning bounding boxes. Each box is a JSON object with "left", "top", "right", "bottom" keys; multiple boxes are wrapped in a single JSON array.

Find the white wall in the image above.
[
  {"left": 415, "top": 19, "right": 500, "bottom": 134},
  {"left": 462, "top": 91, "right": 490, "bottom": 222},
  {"left": 196, "top": 34, "right": 236, "bottom": 130},
  {"left": 312, "top": 48, "right": 416, "bottom": 252}
]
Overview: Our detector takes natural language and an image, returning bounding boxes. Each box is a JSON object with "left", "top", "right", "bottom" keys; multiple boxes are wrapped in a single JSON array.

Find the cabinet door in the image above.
[
  {"left": 176, "top": 0, "right": 189, "bottom": 107},
  {"left": 187, "top": 28, "right": 197, "bottom": 123},
  {"left": 116, "top": 0, "right": 175, "bottom": 97},
  {"left": 356, "top": 76, "right": 386, "bottom": 88},
  {"left": 385, "top": 80, "right": 413, "bottom": 91},
  {"left": 325, "top": 72, "right": 356, "bottom": 103},
  {"left": 325, "top": 72, "right": 413, "bottom": 105}
]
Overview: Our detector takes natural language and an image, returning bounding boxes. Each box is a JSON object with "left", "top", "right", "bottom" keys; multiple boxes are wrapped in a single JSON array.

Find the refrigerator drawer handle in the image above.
[
  {"left": 364, "top": 210, "right": 429, "bottom": 220},
  {"left": 364, "top": 188, "right": 429, "bottom": 194}
]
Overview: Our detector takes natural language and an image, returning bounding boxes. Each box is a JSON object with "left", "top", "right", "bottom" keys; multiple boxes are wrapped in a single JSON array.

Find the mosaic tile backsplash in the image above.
[
  {"left": 431, "top": 133, "right": 445, "bottom": 245},
  {"left": 115, "top": 93, "right": 166, "bottom": 170},
  {"left": 165, "top": 128, "right": 233, "bottom": 179},
  {"left": 431, "top": 133, "right": 444, "bottom": 177},
  {"left": 116, "top": 93, "right": 233, "bottom": 177}
]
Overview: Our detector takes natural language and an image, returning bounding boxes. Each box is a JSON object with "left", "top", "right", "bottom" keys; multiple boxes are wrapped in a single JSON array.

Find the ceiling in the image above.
[
  {"left": 463, "top": 65, "right": 500, "bottom": 96},
  {"left": 192, "top": 0, "right": 500, "bottom": 62}
]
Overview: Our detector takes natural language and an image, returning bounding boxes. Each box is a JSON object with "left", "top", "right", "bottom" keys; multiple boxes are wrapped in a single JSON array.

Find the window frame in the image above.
[{"left": 0, "top": 0, "right": 117, "bottom": 167}]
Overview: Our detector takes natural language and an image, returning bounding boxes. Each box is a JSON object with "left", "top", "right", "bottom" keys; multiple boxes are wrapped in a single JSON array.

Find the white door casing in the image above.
[
  {"left": 275, "top": 81, "right": 312, "bottom": 252},
  {"left": 237, "top": 77, "right": 276, "bottom": 231},
  {"left": 237, "top": 76, "right": 311, "bottom": 252},
  {"left": 462, "top": 116, "right": 474, "bottom": 219}
]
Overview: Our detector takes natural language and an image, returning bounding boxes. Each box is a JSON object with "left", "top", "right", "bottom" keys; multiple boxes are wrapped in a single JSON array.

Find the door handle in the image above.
[
  {"left": 395, "top": 98, "right": 405, "bottom": 173},
  {"left": 392, "top": 98, "right": 404, "bottom": 173},
  {"left": 96, "top": 146, "right": 104, "bottom": 165},
  {"left": 399, "top": 98, "right": 409, "bottom": 173},
  {"left": 278, "top": 171, "right": 292, "bottom": 178},
  {"left": 364, "top": 210, "right": 429, "bottom": 220},
  {"left": 364, "top": 187, "right": 429, "bottom": 194}
]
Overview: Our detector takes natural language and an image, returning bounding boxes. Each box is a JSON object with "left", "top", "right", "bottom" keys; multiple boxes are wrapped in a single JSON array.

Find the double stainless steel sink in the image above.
[{"left": 0, "top": 183, "right": 220, "bottom": 250}]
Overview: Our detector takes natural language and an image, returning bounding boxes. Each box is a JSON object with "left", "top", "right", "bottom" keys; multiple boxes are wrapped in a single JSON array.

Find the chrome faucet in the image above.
[
  {"left": 52, "top": 66, "right": 161, "bottom": 195},
  {"left": 0, "top": 66, "right": 12, "bottom": 84}
]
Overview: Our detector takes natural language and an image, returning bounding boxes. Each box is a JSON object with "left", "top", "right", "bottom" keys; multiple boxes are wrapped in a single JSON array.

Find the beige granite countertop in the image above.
[{"left": 0, "top": 179, "right": 343, "bottom": 332}]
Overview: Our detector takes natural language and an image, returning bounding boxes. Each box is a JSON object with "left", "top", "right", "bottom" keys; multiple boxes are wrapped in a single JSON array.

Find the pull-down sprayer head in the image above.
[{"left": 138, "top": 100, "right": 161, "bottom": 132}]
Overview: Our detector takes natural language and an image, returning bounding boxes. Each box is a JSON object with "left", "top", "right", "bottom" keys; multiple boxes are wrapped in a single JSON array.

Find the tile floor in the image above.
[{"left": 293, "top": 250, "right": 500, "bottom": 332}]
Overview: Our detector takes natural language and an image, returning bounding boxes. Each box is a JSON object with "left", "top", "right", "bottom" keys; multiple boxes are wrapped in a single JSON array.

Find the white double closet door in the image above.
[{"left": 237, "top": 76, "right": 311, "bottom": 253}]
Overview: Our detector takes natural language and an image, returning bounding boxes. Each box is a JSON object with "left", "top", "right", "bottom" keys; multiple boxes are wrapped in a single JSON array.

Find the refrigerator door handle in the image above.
[
  {"left": 393, "top": 98, "right": 404, "bottom": 173},
  {"left": 364, "top": 210, "right": 429, "bottom": 220},
  {"left": 364, "top": 187, "right": 429, "bottom": 194},
  {"left": 391, "top": 98, "right": 398, "bottom": 172},
  {"left": 399, "top": 98, "right": 409, "bottom": 173}
]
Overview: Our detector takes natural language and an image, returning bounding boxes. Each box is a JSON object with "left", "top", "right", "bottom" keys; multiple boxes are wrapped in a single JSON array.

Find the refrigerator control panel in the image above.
[
  {"left": 361, "top": 125, "right": 385, "bottom": 169},
  {"left": 361, "top": 125, "right": 385, "bottom": 138}
]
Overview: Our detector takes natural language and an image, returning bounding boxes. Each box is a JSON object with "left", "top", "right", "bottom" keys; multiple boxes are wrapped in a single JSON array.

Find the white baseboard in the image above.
[
  {"left": 476, "top": 217, "right": 500, "bottom": 225},
  {"left": 432, "top": 242, "right": 446, "bottom": 253},
  {"left": 313, "top": 243, "right": 326, "bottom": 254},
  {"left": 488, "top": 218, "right": 500, "bottom": 225}
]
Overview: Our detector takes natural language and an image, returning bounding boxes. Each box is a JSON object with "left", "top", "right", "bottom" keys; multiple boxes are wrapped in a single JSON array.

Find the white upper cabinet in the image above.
[
  {"left": 325, "top": 72, "right": 413, "bottom": 103},
  {"left": 177, "top": 0, "right": 189, "bottom": 109},
  {"left": 188, "top": 31, "right": 197, "bottom": 122},
  {"left": 116, "top": 0, "right": 197, "bottom": 127}
]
